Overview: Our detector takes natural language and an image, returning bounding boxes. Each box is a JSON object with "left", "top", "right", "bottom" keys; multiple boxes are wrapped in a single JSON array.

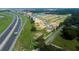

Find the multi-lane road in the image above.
[{"left": 0, "top": 15, "right": 22, "bottom": 51}]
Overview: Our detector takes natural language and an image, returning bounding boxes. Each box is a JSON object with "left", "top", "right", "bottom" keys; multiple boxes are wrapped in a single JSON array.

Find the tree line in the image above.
[{"left": 61, "top": 14, "right": 79, "bottom": 40}]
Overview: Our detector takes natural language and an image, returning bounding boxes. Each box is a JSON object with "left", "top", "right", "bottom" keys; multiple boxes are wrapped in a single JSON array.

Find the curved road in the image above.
[
  {"left": 0, "top": 15, "right": 22, "bottom": 51},
  {"left": 0, "top": 17, "right": 16, "bottom": 44}
]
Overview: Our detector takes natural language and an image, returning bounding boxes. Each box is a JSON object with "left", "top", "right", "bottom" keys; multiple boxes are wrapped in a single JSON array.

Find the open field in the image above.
[
  {"left": 52, "top": 32, "right": 79, "bottom": 51},
  {"left": 0, "top": 13, "right": 13, "bottom": 34}
]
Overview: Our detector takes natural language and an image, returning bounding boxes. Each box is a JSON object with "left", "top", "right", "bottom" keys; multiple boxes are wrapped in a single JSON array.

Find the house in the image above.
[{"left": 34, "top": 18, "right": 46, "bottom": 30}]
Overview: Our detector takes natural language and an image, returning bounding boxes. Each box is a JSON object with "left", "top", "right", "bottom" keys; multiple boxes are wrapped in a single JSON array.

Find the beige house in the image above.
[
  {"left": 34, "top": 18, "right": 45, "bottom": 30},
  {"left": 51, "top": 21, "right": 60, "bottom": 29},
  {"left": 26, "top": 12, "right": 32, "bottom": 16}
]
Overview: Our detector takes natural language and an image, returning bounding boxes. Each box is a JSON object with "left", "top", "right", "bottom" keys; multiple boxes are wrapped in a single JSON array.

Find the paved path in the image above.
[{"left": 45, "top": 26, "right": 64, "bottom": 45}]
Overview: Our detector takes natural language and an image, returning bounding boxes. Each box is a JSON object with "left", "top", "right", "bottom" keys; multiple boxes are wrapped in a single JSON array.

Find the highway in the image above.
[
  {"left": 0, "top": 15, "right": 22, "bottom": 51},
  {"left": 0, "top": 18, "right": 16, "bottom": 44},
  {"left": 1, "top": 16, "right": 21, "bottom": 51}
]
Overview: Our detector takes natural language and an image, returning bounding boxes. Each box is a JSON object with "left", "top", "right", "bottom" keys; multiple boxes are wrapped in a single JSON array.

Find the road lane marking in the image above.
[{"left": 0, "top": 16, "right": 19, "bottom": 50}]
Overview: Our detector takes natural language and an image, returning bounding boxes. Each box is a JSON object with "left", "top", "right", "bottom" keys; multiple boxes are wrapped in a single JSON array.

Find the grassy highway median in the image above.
[
  {"left": 0, "top": 13, "right": 13, "bottom": 34},
  {"left": 14, "top": 16, "right": 36, "bottom": 51}
]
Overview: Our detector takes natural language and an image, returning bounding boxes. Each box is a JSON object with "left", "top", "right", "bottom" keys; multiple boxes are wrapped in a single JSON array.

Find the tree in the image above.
[
  {"left": 31, "top": 26, "right": 36, "bottom": 31},
  {"left": 62, "top": 14, "right": 79, "bottom": 40},
  {"left": 62, "top": 26, "right": 79, "bottom": 40}
]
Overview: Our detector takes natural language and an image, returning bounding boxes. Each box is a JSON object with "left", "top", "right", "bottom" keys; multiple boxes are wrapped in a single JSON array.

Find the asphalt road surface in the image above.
[
  {"left": 1, "top": 16, "right": 21, "bottom": 51},
  {"left": 0, "top": 18, "right": 16, "bottom": 44},
  {"left": 0, "top": 15, "right": 21, "bottom": 51}
]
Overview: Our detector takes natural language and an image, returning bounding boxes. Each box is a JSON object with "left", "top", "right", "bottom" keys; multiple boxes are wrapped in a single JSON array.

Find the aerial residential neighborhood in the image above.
[{"left": 0, "top": 8, "right": 79, "bottom": 51}]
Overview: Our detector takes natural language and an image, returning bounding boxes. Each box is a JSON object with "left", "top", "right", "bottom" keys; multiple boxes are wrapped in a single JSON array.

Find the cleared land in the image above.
[
  {"left": 0, "top": 13, "right": 13, "bottom": 34},
  {"left": 33, "top": 14, "right": 69, "bottom": 39}
]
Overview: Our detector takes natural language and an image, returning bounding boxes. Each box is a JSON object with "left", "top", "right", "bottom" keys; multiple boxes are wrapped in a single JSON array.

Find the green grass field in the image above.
[
  {"left": 14, "top": 16, "right": 36, "bottom": 51},
  {"left": 52, "top": 32, "right": 79, "bottom": 51},
  {"left": 0, "top": 13, "right": 13, "bottom": 34}
]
